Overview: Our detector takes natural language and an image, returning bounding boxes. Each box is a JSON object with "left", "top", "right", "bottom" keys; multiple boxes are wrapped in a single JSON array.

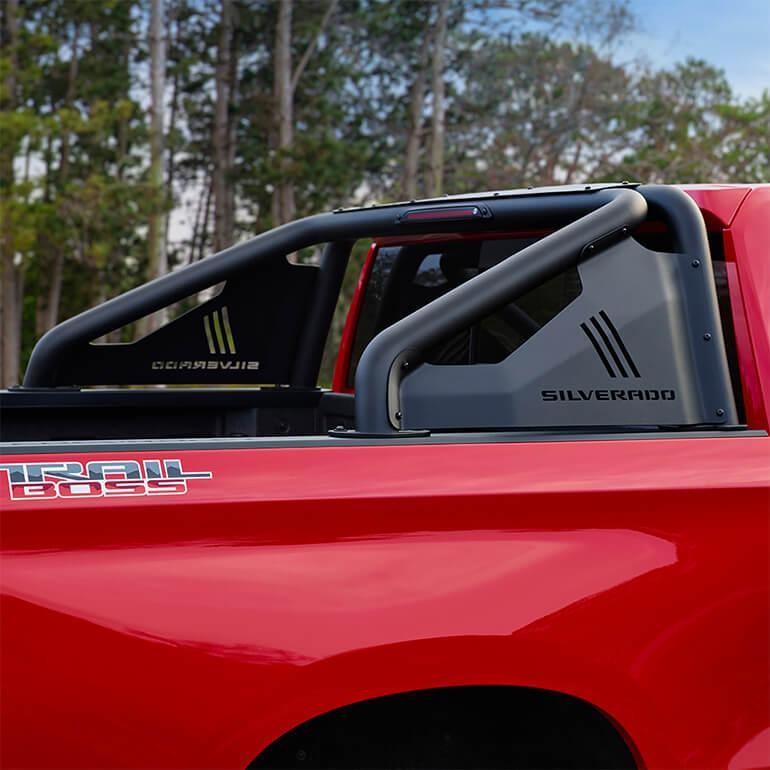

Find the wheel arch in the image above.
[{"left": 246, "top": 683, "right": 643, "bottom": 769}]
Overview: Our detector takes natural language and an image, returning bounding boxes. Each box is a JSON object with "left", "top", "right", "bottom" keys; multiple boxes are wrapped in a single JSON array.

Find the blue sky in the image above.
[{"left": 626, "top": 0, "right": 770, "bottom": 97}]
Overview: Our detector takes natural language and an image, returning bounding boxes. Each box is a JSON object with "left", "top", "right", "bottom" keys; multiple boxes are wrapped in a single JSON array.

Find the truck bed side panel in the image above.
[{"left": 2, "top": 437, "right": 768, "bottom": 769}]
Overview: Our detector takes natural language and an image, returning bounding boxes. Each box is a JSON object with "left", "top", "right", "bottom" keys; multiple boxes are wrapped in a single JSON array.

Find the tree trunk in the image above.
[
  {"left": 272, "top": 0, "right": 294, "bottom": 226},
  {"left": 37, "top": 22, "right": 80, "bottom": 338},
  {"left": 137, "top": 0, "right": 168, "bottom": 338},
  {"left": 199, "top": 173, "right": 214, "bottom": 262},
  {"left": 1, "top": 0, "right": 21, "bottom": 387},
  {"left": 270, "top": 0, "right": 337, "bottom": 226},
  {"left": 427, "top": 0, "right": 448, "bottom": 198},
  {"left": 190, "top": 170, "right": 207, "bottom": 263},
  {"left": 225, "top": 20, "right": 239, "bottom": 241},
  {"left": 35, "top": 252, "right": 65, "bottom": 337},
  {"left": 164, "top": 2, "right": 180, "bottom": 253},
  {"left": 43, "top": 123, "right": 53, "bottom": 200},
  {"left": 213, "top": 0, "right": 233, "bottom": 251},
  {"left": 0, "top": 244, "right": 20, "bottom": 388},
  {"left": 401, "top": 44, "right": 430, "bottom": 201},
  {"left": 58, "top": 24, "right": 80, "bottom": 185},
  {"left": 117, "top": 32, "right": 131, "bottom": 180}
]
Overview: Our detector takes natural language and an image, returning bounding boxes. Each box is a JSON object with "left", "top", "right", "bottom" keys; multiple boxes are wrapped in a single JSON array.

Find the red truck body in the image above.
[{"left": 1, "top": 184, "right": 768, "bottom": 769}]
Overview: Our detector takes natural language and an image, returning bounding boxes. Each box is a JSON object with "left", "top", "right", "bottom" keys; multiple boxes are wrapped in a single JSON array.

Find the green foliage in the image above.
[
  {"left": 609, "top": 60, "right": 769, "bottom": 182},
  {"left": 2, "top": 0, "right": 768, "bottom": 385},
  {"left": 446, "top": 33, "right": 634, "bottom": 190}
]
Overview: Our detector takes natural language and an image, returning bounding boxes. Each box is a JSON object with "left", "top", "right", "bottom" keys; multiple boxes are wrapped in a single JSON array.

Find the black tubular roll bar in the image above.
[
  {"left": 23, "top": 183, "right": 716, "bottom": 435},
  {"left": 353, "top": 188, "right": 650, "bottom": 434},
  {"left": 352, "top": 184, "right": 732, "bottom": 435},
  {"left": 23, "top": 183, "right": 644, "bottom": 388}
]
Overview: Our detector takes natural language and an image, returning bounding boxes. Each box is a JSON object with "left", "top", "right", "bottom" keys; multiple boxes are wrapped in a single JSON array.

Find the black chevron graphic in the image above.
[{"left": 581, "top": 310, "right": 640, "bottom": 379}]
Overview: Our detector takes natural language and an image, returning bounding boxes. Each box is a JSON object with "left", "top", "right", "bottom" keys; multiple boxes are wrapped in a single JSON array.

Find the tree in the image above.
[
  {"left": 35, "top": 18, "right": 81, "bottom": 339},
  {"left": 162, "top": 0, "right": 219, "bottom": 266},
  {"left": 427, "top": 0, "right": 449, "bottom": 197},
  {"left": 136, "top": 0, "right": 168, "bottom": 337},
  {"left": 608, "top": 60, "right": 770, "bottom": 183},
  {"left": 446, "top": 34, "right": 633, "bottom": 190},
  {"left": 270, "top": 0, "right": 339, "bottom": 226},
  {"left": 401, "top": 41, "right": 429, "bottom": 201},
  {"left": 213, "top": 0, "right": 233, "bottom": 250},
  {"left": 4, "top": 0, "right": 768, "bottom": 388},
  {"left": 271, "top": 0, "right": 293, "bottom": 225},
  {"left": 1, "top": 0, "right": 21, "bottom": 387},
  {"left": 3, "top": 0, "right": 152, "bottom": 373}
]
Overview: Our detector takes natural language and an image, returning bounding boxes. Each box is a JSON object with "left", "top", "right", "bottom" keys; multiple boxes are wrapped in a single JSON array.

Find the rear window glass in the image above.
[{"left": 347, "top": 236, "right": 581, "bottom": 386}]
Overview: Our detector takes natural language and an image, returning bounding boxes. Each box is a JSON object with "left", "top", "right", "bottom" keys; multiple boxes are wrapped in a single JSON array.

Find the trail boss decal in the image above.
[{"left": 0, "top": 459, "right": 213, "bottom": 501}]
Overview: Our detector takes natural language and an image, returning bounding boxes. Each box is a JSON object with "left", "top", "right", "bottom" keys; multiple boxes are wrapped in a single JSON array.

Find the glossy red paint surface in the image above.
[
  {"left": 2, "top": 436, "right": 769, "bottom": 769},
  {"left": 726, "top": 187, "right": 770, "bottom": 429},
  {"left": 2, "top": 185, "right": 769, "bottom": 770},
  {"left": 677, "top": 184, "right": 752, "bottom": 228},
  {"left": 331, "top": 242, "right": 376, "bottom": 393}
]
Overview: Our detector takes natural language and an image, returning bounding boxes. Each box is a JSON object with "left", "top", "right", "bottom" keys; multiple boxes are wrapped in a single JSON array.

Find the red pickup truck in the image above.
[{"left": 1, "top": 183, "right": 768, "bottom": 770}]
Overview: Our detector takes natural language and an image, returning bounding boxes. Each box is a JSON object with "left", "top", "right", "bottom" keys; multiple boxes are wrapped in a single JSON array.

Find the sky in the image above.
[{"left": 625, "top": 0, "right": 770, "bottom": 97}]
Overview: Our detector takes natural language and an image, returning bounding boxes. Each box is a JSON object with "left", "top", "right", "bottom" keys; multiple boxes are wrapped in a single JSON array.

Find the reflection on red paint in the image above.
[
  {"left": 728, "top": 726, "right": 770, "bottom": 770},
  {"left": 0, "top": 530, "right": 675, "bottom": 660}
]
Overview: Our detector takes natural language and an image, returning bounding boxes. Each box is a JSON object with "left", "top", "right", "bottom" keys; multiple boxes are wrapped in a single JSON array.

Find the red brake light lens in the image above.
[{"left": 399, "top": 206, "right": 489, "bottom": 223}]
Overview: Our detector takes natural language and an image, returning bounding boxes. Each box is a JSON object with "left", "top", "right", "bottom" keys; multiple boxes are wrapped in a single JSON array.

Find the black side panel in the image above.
[
  {"left": 400, "top": 237, "right": 738, "bottom": 429},
  {"left": 56, "top": 259, "right": 317, "bottom": 386}
]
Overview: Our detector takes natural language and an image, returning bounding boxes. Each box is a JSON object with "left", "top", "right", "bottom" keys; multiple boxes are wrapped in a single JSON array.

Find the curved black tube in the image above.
[{"left": 640, "top": 184, "right": 710, "bottom": 258}]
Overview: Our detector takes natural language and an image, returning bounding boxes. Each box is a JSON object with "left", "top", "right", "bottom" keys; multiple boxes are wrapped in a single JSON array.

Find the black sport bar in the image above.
[
  {"left": 23, "top": 183, "right": 645, "bottom": 388},
  {"left": 353, "top": 187, "right": 650, "bottom": 434}
]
